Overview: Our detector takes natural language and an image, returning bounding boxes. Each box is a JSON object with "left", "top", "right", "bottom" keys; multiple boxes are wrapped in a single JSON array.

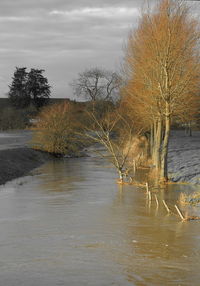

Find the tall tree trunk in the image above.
[
  {"left": 153, "top": 118, "right": 162, "bottom": 171},
  {"left": 160, "top": 103, "right": 170, "bottom": 181},
  {"left": 118, "top": 169, "right": 124, "bottom": 183},
  {"left": 150, "top": 123, "right": 154, "bottom": 157}
]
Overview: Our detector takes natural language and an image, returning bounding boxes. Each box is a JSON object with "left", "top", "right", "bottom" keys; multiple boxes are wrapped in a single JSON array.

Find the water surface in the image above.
[{"left": 0, "top": 153, "right": 199, "bottom": 286}]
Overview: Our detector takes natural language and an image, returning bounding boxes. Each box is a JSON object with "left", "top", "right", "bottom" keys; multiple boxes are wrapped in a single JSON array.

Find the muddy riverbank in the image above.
[
  {"left": 0, "top": 130, "right": 199, "bottom": 186},
  {"left": 0, "top": 147, "right": 50, "bottom": 185},
  {"left": 0, "top": 130, "right": 87, "bottom": 185},
  {"left": 0, "top": 130, "right": 51, "bottom": 185}
]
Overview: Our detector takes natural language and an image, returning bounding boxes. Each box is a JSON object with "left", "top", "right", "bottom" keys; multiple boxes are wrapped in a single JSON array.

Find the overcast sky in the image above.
[{"left": 0, "top": 0, "right": 198, "bottom": 99}]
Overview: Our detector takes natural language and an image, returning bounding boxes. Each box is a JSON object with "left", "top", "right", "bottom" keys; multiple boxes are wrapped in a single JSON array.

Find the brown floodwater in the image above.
[{"left": 0, "top": 151, "right": 199, "bottom": 286}]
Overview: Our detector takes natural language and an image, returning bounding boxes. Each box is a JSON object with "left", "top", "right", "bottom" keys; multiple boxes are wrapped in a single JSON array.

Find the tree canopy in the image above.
[
  {"left": 8, "top": 67, "right": 51, "bottom": 109},
  {"left": 122, "top": 0, "right": 200, "bottom": 181},
  {"left": 8, "top": 67, "right": 30, "bottom": 108}
]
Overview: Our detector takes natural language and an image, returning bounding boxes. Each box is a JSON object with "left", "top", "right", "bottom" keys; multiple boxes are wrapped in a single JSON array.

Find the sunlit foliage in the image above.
[
  {"left": 31, "top": 102, "right": 80, "bottom": 155},
  {"left": 122, "top": 0, "right": 200, "bottom": 181}
]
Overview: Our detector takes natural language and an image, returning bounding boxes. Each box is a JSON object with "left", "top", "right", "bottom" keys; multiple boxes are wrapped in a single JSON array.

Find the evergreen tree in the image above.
[
  {"left": 8, "top": 67, "right": 51, "bottom": 109},
  {"left": 27, "top": 69, "right": 51, "bottom": 109},
  {"left": 8, "top": 67, "right": 30, "bottom": 108}
]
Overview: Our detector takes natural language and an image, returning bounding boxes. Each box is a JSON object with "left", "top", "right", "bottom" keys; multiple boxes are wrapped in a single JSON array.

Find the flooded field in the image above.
[
  {"left": 0, "top": 130, "right": 32, "bottom": 150},
  {"left": 0, "top": 153, "right": 200, "bottom": 285}
]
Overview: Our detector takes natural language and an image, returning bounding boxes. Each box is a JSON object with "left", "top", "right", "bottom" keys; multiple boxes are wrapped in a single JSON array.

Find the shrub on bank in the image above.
[{"left": 31, "top": 101, "right": 82, "bottom": 155}]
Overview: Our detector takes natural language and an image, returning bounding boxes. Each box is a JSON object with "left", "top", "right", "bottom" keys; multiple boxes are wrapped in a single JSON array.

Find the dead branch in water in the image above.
[
  {"left": 175, "top": 205, "right": 185, "bottom": 220},
  {"left": 148, "top": 191, "right": 152, "bottom": 201},
  {"left": 155, "top": 195, "right": 159, "bottom": 207},
  {"left": 145, "top": 182, "right": 149, "bottom": 193},
  {"left": 175, "top": 205, "right": 200, "bottom": 221},
  {"left": 162, "top": 200, "right": 170, "bottom": 213}
]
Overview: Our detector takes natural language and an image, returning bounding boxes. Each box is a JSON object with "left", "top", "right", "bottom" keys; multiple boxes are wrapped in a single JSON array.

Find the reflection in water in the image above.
[
  {"left": 0, "top": 155, "right": 199, "bottom": 285},
  {"left": 38, "top": 159, "right": 86, "bottom": 192},
  {"left": 112, "top": 185, "right": 200, "bottom": 285}
]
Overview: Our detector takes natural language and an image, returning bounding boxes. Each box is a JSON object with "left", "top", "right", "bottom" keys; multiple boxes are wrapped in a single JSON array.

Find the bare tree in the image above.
[
  {"left": 71, "top": 67, "right": 121, "bottom": 102},
  {"left": 122, "top": 0, "right": 200, "bottom": 182},
  {"left": 81, "top": 109, "right": 143, "bottom": 182}
]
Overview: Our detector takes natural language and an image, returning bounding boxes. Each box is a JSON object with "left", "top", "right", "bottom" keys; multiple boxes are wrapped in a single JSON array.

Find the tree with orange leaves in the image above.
[
  {"left": 31, "top": 101, "right": 81, "bottom": 155},
  {"left": 122, "top": 0, "right": 200, "bottom": 182}
]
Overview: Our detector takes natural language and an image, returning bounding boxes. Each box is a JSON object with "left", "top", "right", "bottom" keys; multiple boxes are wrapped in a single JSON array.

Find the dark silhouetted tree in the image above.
[
  {"left": 27, "top": 69, "right": 51, "bottom": 109},
  {"left": 8, "top": 67, "right": 51, "bottom": 109},
  {"left": 8, "top": 67, "right": 30, "bottom": 108}
]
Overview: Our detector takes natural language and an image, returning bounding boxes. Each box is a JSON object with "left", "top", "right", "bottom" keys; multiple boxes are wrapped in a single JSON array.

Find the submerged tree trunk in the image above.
[
  {"left": 150, "top": 123, "right": 154, "bottom": 157},
  {"left": 153, "top": 118, "right": 162, "bottom": 171},
  {"left": 160, "top": 104, "right": 171, "bottom": 181},
  {"left": 118, "top": 169, "right": 124, "bottom": 183}
]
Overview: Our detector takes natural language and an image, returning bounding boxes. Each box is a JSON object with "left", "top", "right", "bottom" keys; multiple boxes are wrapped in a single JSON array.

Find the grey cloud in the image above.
[
  {"left": 0, "top": 0, "right": 198, "bottom": 98},
  {"left": 0, "top": 0, "right": 143, "bottom": 15}
]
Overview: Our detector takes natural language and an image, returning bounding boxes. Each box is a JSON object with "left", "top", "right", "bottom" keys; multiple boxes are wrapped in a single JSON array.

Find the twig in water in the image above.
[
  {"left": 148, "top": 191, "right": 152, "bottom": 201},
  {"left": 133, "top": 160, "right": 136, "bottom": 174},
  {"left": 162, "top": 200, "right": 170, "bottom": 213},
  {"left": 175, "top": 205, "right": 185, "bottom": 221},
  {"left": 155, "top": 194, "right": 159, "bottom": 207},
  {"left": 146, "top": 182, "right": 149, "bottom": 194}
]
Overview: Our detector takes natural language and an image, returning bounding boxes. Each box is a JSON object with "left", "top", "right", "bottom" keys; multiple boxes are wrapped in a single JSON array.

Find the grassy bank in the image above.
[{"left": 0, "top": 147, "right": 50, "bottom": 185}]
